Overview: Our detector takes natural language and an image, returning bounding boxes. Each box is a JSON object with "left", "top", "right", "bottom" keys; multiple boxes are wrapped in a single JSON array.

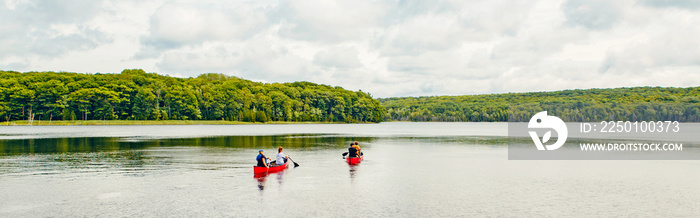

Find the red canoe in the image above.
[
  {"left": 254, "top": 161, "right": 289, "bottom": 174},
  {"left": 346, "top": 156, "right": 363, "bottom": 165}
]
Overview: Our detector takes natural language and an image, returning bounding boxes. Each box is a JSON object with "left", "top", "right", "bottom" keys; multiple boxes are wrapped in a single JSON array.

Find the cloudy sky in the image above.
[{"left": 1, "top": 0, "right": 699, "bottom": 97}]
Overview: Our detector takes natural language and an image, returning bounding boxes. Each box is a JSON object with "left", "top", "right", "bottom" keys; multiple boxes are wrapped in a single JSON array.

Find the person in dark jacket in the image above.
[
  {"left": 348, "top": 143, "right": 359, "bottom": 158},
  {"left": 256, "top": 149, "right": 271, "bottom": 167}
]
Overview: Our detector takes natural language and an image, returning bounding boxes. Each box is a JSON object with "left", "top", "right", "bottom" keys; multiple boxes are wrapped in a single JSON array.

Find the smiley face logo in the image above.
[{"left": 528, "top": 111, "right": 568, "bottom": 150}]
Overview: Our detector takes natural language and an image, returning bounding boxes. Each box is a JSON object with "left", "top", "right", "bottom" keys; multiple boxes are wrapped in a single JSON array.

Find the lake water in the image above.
[{"left": 1, "top": 123, "right": 700, "bottom": 217}]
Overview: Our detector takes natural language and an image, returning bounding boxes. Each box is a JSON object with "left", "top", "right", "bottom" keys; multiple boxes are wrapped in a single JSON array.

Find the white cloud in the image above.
[
  {"left": 377, "top": 13, "right": 468, "bottom": 56},
  {"left": 1, "top": 0, "right": 699, "bottom": 97},
  {"left": 136, "top": 1, "right": 271, "bottom": 59},
  {"left": 313, "top": 46, "right": 362, "bottom": 70},
  {"left": 562, "top": 0, "right": 622, "bottom": 30},
  {"left": 275, "top": 0, "right": 387, "bottom": 42},
  {"left": 638, "top": 0, "right": 700, "bottom": 10},
  {"left": 155, "top": 36, "right": 313, "bottom": 82},
  {"left": 599, "top": 25, "right": 700, "bottom": 74},
  {"left": 0, "top": 0, "right": 109, "bottom": 58}
]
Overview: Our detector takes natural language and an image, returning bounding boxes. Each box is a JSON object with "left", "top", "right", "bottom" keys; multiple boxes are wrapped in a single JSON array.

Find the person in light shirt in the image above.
[
  {"left": 276, "top": 147, "right": 288, "bottom": 165},
  {"left": 353, "top": 141, "right": 363, "bottom": 156}
]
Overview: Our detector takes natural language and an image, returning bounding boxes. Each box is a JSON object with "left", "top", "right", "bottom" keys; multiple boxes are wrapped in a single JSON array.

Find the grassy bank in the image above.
[{"left": 1, "top": 120, "right": 347, "bottom": 126}]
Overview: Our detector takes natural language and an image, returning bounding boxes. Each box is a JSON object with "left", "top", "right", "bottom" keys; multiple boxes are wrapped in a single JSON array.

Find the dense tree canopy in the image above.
[
  {"left": 4, "top": 70, "right": 697, "bottom": 123},
  {"left": 380, "top": 87, "right": 700, "bottom": 122},
  {"left": 0, "top": 70, "right": 385, "bottom": 123}
]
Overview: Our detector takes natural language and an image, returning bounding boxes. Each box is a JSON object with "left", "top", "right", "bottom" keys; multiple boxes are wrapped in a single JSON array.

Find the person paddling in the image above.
[
  {"left": 256, "top": 149, "right": 271, "bottom": 168},
  {"left": 276, "top": 147, "right": 288, "bottom": 165},
  {"left": 354, "top": 141, "right": 363, "bottom": 156},
  {"left": 348, "top": 143, "right": 359, "bottom": 158}
]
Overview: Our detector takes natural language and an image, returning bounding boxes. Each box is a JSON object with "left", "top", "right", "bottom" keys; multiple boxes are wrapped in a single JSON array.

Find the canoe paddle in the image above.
[{"left": 288, "top": 157, "right": 300, "bottom": 167}]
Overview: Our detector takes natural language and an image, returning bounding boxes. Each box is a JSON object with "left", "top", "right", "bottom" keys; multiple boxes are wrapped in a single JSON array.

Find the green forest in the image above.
[
  {"left": 3, "top": 69, "right": 699, "bottom": 124},
  {"left": 380, "top": 87, "right": 700, "bottom": 122},
  {"left": 0, "top": 70, "right": 385, "bottom": 123}
]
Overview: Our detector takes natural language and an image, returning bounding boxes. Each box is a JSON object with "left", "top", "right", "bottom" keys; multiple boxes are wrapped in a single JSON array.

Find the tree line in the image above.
[
  {"left": 379, "top": 87, "right": 700, "bottom": 122},
  {"left": 0, "top": 69, "right": 385, "bottom": 123}
]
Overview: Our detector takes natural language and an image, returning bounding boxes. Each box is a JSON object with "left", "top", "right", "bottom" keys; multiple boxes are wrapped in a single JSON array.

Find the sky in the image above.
[{"left": 1, "top": 0, "right": 699, "bottom": 98}]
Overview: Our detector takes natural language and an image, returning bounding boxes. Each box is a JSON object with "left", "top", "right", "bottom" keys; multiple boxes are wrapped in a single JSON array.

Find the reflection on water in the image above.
[
  {"left": 348, "top": 164, "right": 358, "bottom": 181},
  {"left": 254, "top": 171, "right": 287, "bottom": 191},
  {"left": 255, "top": 173, "right": 267, "bottom": 191},
  {"left": 0, "top": 150, "right": 171, "bottom": 177},
  {"left": 0, "top": 135, "right": 378, "bottom": 155},
  {"left": 0, "top": 135, "right": 376, "bottom": 177}
]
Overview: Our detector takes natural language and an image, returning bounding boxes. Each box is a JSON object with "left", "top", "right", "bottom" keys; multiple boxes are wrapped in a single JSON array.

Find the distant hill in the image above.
[
  {"left": 379, "top": 87, "right": 700, "bottom": 122},
  {"left": 0, "top": 69, "right": 385, "bottom": 123}
]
